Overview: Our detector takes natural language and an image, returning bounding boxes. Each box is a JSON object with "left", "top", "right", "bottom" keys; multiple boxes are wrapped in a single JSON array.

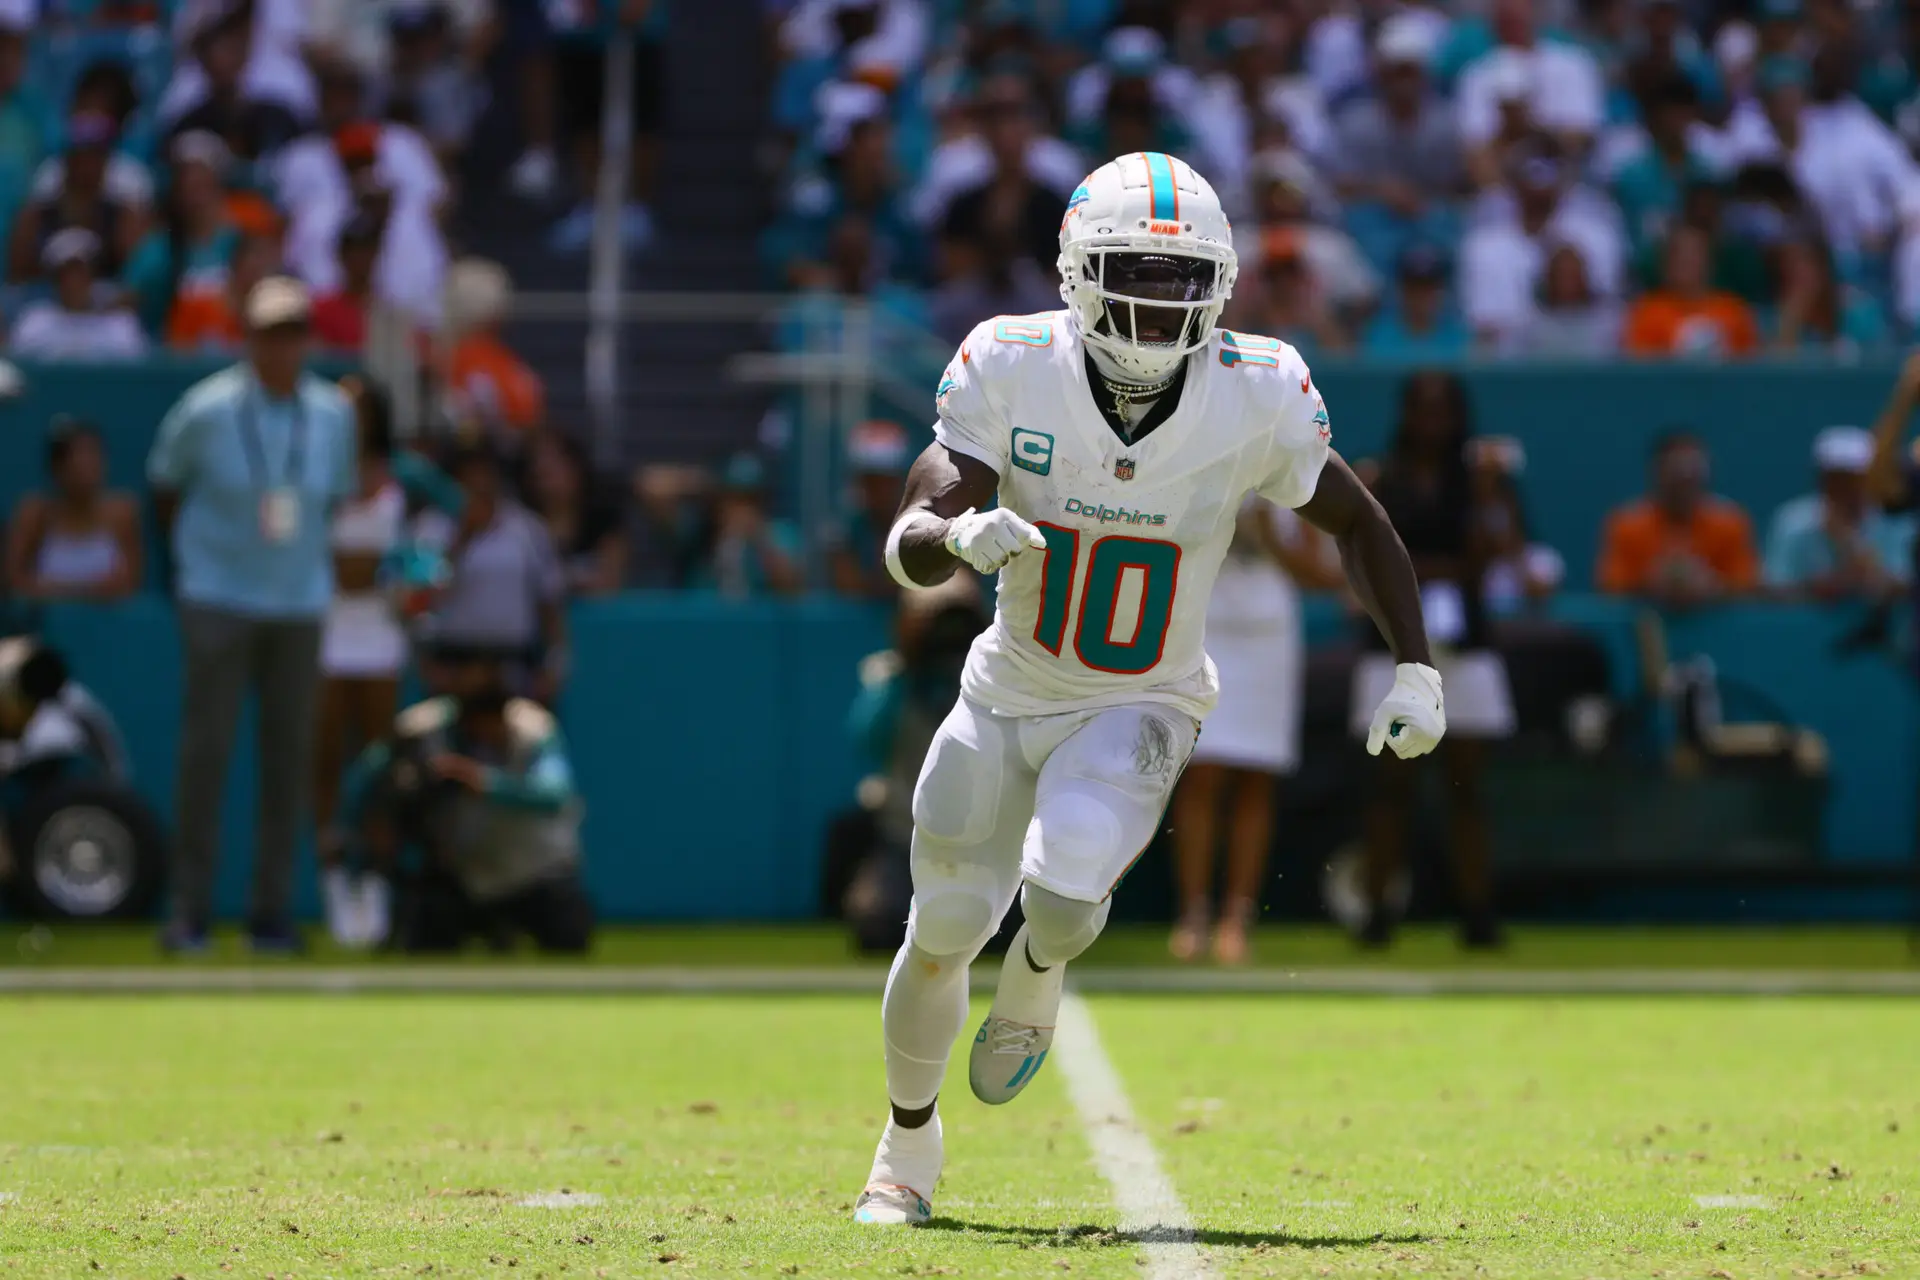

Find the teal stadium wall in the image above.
[{"left": 1, "top": 360, "right": 1914, "bottom": 920}]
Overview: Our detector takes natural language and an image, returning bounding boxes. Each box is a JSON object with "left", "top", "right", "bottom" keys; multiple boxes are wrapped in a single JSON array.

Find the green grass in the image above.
[
  {"left": 3, "top": 993, "right": 1917, "bottom": 1278},
  {"left": 3, "top": 922, "right": 1917, "bottom": 971}
]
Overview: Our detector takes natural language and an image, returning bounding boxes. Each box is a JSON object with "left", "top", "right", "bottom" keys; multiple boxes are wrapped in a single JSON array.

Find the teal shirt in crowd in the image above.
[
  {"left": 121, "top": 224, "right": 240, "bottom": 333},
  {"left": 1612, "top": 148, "right": 1721, "bottom": 259},
  {"left": 1362, "top": 310, "right": 1472, "bottom": 360},
  {"left": 689, "top": 518, "right": 804, "bottom": 596},
  {"left": 1762, "top": 494, "right": 1916, "bottom": 589},
  {"left": 0, "top": 85, "right": 51, "bottom": 255},
  {"left": 147, "top": 365, "right": 358, "bottom": 619}
]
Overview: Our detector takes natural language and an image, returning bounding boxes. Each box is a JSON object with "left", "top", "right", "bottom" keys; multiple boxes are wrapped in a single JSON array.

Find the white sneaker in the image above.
[
  {"left": 508, "top": 148, "right": 557, "bottom": 199},
  {"left": 968, "top": 925, "right": 1062, "bottom": 1105},
  {"left": 322, "top": 867, "right": 360, "bottom": 948},
  {"left": 854, "top": 1113, "right": 941, "bottom": 1225}
]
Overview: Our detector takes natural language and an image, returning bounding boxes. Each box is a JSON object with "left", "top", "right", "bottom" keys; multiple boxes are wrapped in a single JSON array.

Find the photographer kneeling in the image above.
[{"left": 342, "top": 645, "right": 593, "bottom": 953}]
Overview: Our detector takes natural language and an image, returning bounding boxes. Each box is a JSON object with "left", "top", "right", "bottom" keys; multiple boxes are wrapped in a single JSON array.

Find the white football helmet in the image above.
[{"left": 1057, "top": 152, "right": 1238, "bottom": 383}]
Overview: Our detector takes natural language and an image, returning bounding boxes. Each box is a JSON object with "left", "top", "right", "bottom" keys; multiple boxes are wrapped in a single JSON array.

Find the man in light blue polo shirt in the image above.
[
  {"left": 148, "top": 275, "right": 358, "bottom": 953},
  {"left": 1763, "top": 425, "right": 1916, "bottom": 601}
]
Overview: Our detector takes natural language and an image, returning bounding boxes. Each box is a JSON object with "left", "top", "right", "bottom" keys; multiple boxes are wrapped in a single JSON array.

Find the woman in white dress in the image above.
[
  {"left": 1168, "top": 497, "right": 1342, "bottom": 964},
  {"left": 315, "top": 379, "right": 411, "bottom": 945}
]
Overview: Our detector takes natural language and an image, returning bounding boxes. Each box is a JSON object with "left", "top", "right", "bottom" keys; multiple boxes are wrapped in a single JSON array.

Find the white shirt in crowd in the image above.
[
  {"left": 160, "top": 0, "right": 317, "bottom": 125},
  {"left": 30, "top": 153, "right": 154, "bottom": 211},
  {"left": 277, "top": 122, "right": 449, "bottom": 324},
  {"left": 304, "top": 0, "right": 490, "bottom": 82},
  {"left": 1186, "top": 69, "right": 1334, "bottom": 205},
  {"left": 781, "top": 0, "right": 929, "bottom": 82},
  {"left": 1455, "top": 42, "right": 1606, "bottom": 147},
  {"left": 9, "top": 304, "right": 149, "bottom": 361},
  {"left": 1459, "top": 185, "right": 1627, "bottom": 344},
  {"left": 1304, "top": 4, "right": 1450, "bottom": 104},
  {"left": 908, "top": 132, "right": 1084, "bottom": 228},
  {"left": 1716, "top": 96, "right": 1920, "bottom": 257}
]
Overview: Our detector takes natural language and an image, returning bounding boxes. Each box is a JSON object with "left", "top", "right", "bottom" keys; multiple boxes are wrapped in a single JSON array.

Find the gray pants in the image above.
[{"left": 172, "top": 603, "right": 323, "bottom": 928}]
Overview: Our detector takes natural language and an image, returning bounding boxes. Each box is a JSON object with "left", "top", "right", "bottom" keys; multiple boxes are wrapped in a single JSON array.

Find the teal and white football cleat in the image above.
[
  {"left": 853, "top": 1183, "right": 932, "bottom": 1225},
  {"left": 970, "top": 923, "right": 1065, "bottom": 1105},
  {"left": 968, "top": 1015, "right": 1055, "bottom": 1105}
]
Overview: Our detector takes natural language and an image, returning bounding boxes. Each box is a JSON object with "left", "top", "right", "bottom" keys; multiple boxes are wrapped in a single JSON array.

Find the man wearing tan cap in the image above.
[{"left": 147, "top": 274, "right": 358, "bottom": 954}]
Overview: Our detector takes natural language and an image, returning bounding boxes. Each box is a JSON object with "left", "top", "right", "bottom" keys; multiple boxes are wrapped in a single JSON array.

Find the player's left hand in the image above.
[{"left": 1366, "top": 662, "right": 1445, "bottom": 759}]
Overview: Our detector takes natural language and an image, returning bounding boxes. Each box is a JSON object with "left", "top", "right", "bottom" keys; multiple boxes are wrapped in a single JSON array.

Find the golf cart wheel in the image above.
[{"left": 6, "top": 780, "right": 165, "bottom": 921}]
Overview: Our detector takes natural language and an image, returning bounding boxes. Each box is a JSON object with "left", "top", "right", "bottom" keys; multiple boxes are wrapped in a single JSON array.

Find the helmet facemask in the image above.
[{"left": 1065, "top": 244, "right": 1234, "bottom": 382}]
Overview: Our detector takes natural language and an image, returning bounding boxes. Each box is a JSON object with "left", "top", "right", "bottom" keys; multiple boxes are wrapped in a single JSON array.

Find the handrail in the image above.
[{"left": 584, "top": 30, "right": 637, "bottom": 472}]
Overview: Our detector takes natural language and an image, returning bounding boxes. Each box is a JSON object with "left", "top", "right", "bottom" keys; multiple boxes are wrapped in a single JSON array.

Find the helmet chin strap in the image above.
[
  {"left": 1083, "top": 328, "right": 1181, "bottom": 387},
  {"left": 1078, "top": 322, "right": 1182, "bottom": 441}
]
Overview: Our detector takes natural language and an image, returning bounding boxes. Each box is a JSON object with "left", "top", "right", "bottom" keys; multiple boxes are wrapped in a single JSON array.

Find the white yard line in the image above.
[
  {"left": 1695, "top": 1195, "right": 1773, "bottom": 1209},
  {"left": 1053, "top": 990, "right": 1214, "bottom": 1280}
]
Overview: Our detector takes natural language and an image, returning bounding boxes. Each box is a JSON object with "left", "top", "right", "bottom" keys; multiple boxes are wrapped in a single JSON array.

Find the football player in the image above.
[{"left": 855, "top": 153, "right": 1443, "bottom": 1225}]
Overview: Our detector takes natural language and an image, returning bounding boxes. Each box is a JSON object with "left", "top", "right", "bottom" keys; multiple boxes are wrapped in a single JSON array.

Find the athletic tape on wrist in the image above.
[{"left": 885, "top": 512, "right": 948, "bottom": 589}]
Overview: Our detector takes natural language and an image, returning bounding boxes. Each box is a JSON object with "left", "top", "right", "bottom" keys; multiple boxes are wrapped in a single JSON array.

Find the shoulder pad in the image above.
[
  {"left": 394, "top": 697, "right": 456, "bottom": 739},
  {"left": 961, "top": 313, "right": 1064, "bottom": 368},
  {"left": 505, "top": 698, "right": 557, "bottom": 747},
  {"left": 1214, "top": 329, "right": 1329, "bottom": 446},
  {"left": 1214, "top": 328, "right": 1310, "bottom": 383}
]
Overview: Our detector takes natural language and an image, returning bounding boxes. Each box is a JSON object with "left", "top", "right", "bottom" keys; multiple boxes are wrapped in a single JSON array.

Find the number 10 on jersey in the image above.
[{"left": 1032, "top": 524, "right": 1181, "bottom": 675}]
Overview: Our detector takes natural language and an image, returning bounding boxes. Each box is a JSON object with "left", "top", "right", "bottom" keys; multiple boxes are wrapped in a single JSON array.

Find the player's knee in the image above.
[
  {"left": 907, "top": 875, "right": 1000, "bottom": 958},
  {"left": 1028, "top": 790, "right": 1126, "bottom": 900},
  {"left": 1021, "top": 882, "right": 1110, "bottom": 966}
]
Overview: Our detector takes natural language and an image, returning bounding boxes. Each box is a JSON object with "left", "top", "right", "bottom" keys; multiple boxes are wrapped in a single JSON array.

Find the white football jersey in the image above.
[{"left": 933, "top": 310, "right": 1332, "bottom": 721}]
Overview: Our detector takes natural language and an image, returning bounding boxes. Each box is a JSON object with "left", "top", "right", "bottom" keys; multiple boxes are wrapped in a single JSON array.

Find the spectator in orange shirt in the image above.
[
  {"left": 444, "top": 257, "right": 544, "bottom": 437},
  {"left": 167, "top": 229, "right": 279, "bottom": 352},
  {"left": 1597, "top": 430, "right": 1760, "bottom": 606},
  {"left": 1622, "top": 226, "right": 1760, "bottom": 358}
]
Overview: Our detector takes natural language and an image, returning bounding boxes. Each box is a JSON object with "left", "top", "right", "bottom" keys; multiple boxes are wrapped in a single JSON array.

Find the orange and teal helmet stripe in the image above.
[{"left": 1142, "top": 152, "right": 1179, "bottom": 221}]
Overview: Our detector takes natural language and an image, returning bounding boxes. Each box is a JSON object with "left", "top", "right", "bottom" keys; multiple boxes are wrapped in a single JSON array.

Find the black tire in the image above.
[{"left": 4, "top": 779, "right": 166, "bottom": 921}]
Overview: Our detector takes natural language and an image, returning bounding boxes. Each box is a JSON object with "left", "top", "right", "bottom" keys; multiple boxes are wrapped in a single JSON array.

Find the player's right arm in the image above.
[
  {"left": 885, "top": 322, "right": 1049, "bottom": 588},
  {"left": 885, "top": 444, "right": 1010, "bottom": 587}
]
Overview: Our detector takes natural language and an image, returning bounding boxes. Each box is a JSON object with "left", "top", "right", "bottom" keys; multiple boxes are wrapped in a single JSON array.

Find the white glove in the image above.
[
  {"left": 1366, "top": 662, "right": 1446, "bottom": 759},
  {"left": 944, "top": 507, "right": 1048, "bottom": 573}
]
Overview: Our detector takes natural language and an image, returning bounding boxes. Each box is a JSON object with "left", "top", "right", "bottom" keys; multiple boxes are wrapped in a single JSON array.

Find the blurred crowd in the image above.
[
  {"left": 761, "top": 0, "right": 1920, "bottom": 358},
  {"left": 0, "top": 0, "right": 657, "bottom": 363},
  {"left": 0, "top": 0, "right": 462, "bottom": 359}
]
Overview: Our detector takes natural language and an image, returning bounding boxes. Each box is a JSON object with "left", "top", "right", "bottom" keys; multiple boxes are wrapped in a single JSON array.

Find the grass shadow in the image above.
[{"left": 923, "top": 1219, "right": 1426, "bottom": 1250}]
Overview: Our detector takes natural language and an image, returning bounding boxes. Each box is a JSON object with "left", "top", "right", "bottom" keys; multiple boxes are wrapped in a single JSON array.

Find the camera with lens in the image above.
[{"left": 366, "top": 718, "right": 467, "bottom": 852}]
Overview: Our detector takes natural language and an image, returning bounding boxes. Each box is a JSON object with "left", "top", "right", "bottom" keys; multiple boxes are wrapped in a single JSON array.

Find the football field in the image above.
[{"left": 4, "top": 942, "right": 1918, "bottom": 1279}]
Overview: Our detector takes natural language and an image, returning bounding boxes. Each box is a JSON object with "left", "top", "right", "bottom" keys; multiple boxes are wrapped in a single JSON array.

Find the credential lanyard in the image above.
[{"left": 239, "top": 390, "right": 306, "bottom": 492}]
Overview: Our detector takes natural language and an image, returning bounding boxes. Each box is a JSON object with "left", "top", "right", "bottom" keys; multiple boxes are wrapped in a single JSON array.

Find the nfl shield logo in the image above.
[{"left": 1114, "top": 457, "right": 1135, "bottom": 481}]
